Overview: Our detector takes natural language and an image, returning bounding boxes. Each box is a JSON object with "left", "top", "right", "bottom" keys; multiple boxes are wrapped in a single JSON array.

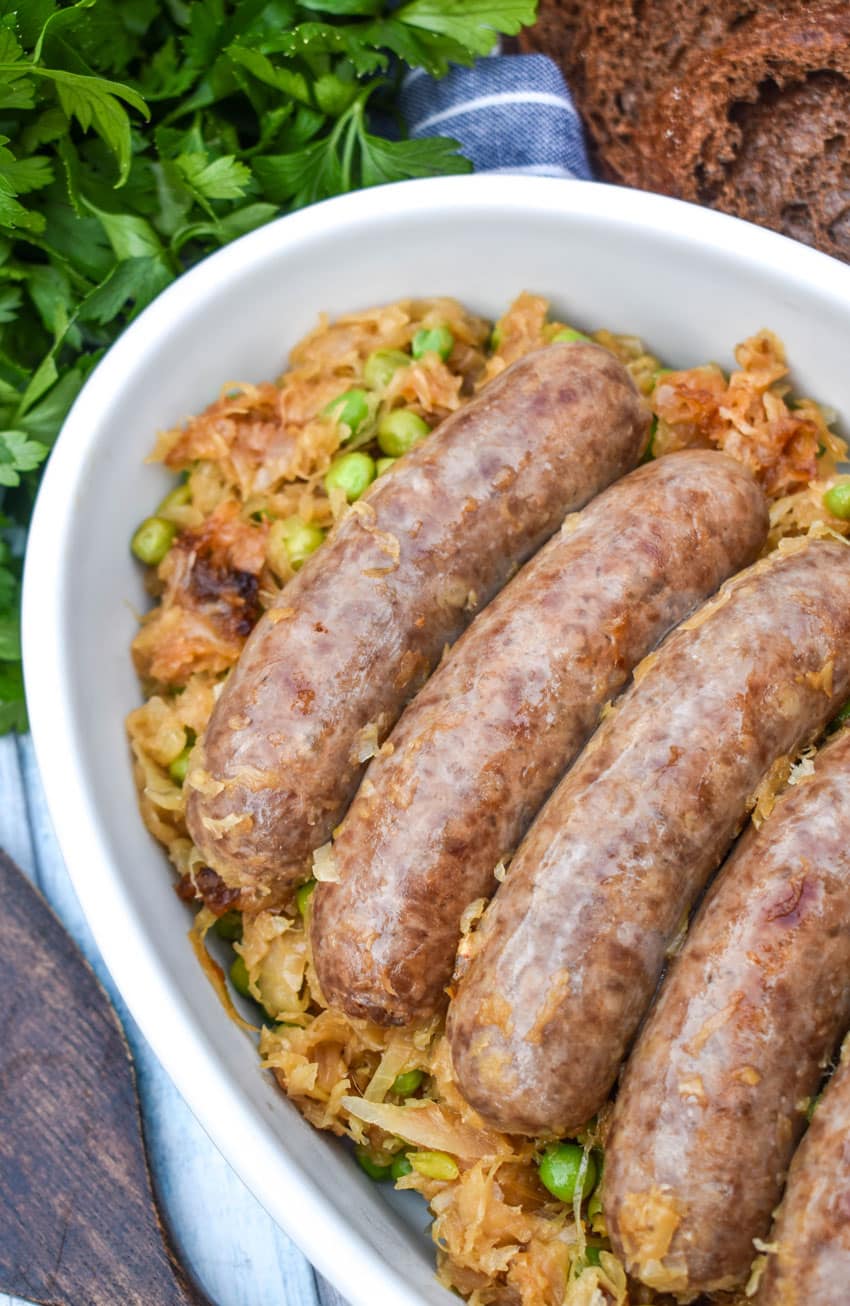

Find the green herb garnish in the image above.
[{"left": 0, "top": 0, "right": 537, "bottom": 730}]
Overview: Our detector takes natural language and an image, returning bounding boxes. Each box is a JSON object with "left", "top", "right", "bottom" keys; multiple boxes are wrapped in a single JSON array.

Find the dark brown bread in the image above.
[
  {"left": 638, "top": 6, "right": 850, "bottom": 261},
  {"left": 517, "top": 0, "right": 585, "bottom": 78},
  {"left": 520, "top": 1, "right": 850, "bottom": 262},
  {"left": 521, "top": 0, "right": 769, "bottom": 175}
]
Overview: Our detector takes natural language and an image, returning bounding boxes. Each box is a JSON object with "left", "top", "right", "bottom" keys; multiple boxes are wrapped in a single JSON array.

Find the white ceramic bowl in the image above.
[{"left": 23, "top": 176, "right": 850, "bottom": 1306}]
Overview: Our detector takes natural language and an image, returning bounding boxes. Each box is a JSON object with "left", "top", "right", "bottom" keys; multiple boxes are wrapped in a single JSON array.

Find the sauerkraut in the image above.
[{"left": 127, "top": 293, "right": 847, "bottom": 1306}]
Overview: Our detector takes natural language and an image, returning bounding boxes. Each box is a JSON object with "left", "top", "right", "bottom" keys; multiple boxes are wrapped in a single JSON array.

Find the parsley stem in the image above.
[{"left": 341, "top": 106, "right": 361, "bottom": 194}]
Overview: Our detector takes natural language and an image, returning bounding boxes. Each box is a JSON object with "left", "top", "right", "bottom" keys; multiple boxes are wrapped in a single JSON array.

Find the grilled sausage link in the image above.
[
  {"left": 604, "top": 726, "right": 850, "bottom": 1299},
  {"left": 757, "top": 1036, "right": 850, "bottom": 1306},
  {"left": 185, "top": 344, "right": 648, "bottom": 898},
  {"left": 311, "top": 451, "right": 767, "bottom": 1025},
  {"left": 447, "top": 538, "right": 850, "bottom": 1137}
]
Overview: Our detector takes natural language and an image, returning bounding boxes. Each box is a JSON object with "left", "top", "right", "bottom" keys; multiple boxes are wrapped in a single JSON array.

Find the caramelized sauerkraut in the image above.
[{"left": 127, "top": 294, "right": 848, "bottom": 1306}]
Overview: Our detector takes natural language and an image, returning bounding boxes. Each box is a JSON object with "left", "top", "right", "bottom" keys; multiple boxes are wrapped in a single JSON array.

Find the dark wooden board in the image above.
[{"left": 0, "top": 848, "right": 210, "bottom": 1306}]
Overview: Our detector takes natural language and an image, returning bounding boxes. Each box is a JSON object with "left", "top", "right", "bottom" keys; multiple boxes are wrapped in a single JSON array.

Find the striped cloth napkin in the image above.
[
  {"left": 400, "top": 53, "right": 592, "bottom": 181},
  {"left": 0, "top": 50, "right": 592, "bottom": 1306}
]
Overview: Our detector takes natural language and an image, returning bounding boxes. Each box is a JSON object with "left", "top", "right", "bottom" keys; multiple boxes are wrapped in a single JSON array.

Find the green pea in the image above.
[
  {"left": 412, "top": 325, "right": 454, "bottom": 362},
  {"left": 377, "top": 409, "right": 430, "bottom": 458},
  {"left": 363, "top": 349, "right": 410, "bottom": 390},
  {"left": 391, "top": 1152, "right": 413, "bottom": 1180},
  {"left": 230, "top": 954, "right": 252, "bottom": 1000},
  {"left": 212, "top": 910, "right": 243, "bottom": 942},
  {"left": 409, "top": 1151, "right": 459, "bottom": 1181},
  {"left": 296, "top": 878, "right": 316, "bottom": 917},
  {"left": 323, "top": 387, "right": 369, "bottom": 435},
  {"left": 269, "top": 516, "right": 325, "bottom": 574},
  {"left": 552, "top": 327, "right": 591, "bottom": 345},
  {"left": 833, "top": 702, "right": 850, "bottom": 729},
  {"left": 538, "top": 1143, "right": 597, "bottom": 1204},
  {"left": 355, "top": 1145, "right": 393, "bottom": 1182},
  {"left": 391, "top": 1069, "right": 424, "bottom": 1097},
  {"left": 157, "top": 482, "right": 191, "bottom": 514},
  {"left": 131, "top": 516, "right": 177, "bottom": 566},
  {"left": 324, "top": 451, "right": 376, "bottom": 502},
  {"left": 376, "top": 457, "right": 397, "bottom": 476},
  {"left": 823, "top": 481, "right": 850, "bottom": 520},
  {"left": 641, "top": 416, "right": 658, "bottom": 464},
  {"left": 167, "top": 727, "right": 195, "bottom": 786},
  {"left": 168, "top": 745, "right": 192, "bottom": 786}
]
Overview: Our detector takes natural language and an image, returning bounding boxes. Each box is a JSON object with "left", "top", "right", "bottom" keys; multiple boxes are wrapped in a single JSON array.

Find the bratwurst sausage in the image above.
[
  {"left": 604, "top": 725, "right": 850, "bottom": 1299},
  {"left": 757, "top": 1035, "right": 850, "bottom": 1306},
  {"left": 448, "top": 538, "right": 850, "bottom": 1136},
  {"left": 185, "top": 343, "right": 649, "bottom": 897},
  {"left": 311, "top": 451, "right": 768, "bottom": 1025}
]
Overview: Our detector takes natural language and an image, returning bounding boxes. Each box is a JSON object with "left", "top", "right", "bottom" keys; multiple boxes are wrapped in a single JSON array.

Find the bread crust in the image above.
[
  {"left": 637, "top": 5, "right": 850, "bottom": 261},
  {"left": 521, "top": 1, "right": 850, "bottom": 261}
]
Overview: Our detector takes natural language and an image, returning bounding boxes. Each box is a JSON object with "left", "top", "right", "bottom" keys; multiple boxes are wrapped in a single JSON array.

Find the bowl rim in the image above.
[{"left": 22, "top": 173, "right": 850, "bottom": 1305}]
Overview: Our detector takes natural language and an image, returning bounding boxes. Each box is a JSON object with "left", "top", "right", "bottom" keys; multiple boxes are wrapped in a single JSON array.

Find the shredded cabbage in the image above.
[{"left": 127, "top": 294, "right": 847, "bottom": 1306}]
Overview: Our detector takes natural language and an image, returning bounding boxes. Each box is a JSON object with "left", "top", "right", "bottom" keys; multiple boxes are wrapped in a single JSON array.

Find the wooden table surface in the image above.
[{"left": 0, "top": 733, "right": 349, "bottom": 1306}]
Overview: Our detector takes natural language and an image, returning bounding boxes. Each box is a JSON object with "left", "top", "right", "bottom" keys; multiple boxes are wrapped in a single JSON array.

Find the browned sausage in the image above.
[
  {"left": 185, "top": 344, "right": 649, "bottom": 898},
  {"left": 604, "top": 725, "right": 850, "bottom": 1299},
  {"left": 311, "top": 451, "right": 768, "bottom": 1025},
  {"left": 447, "top": 539, "right": 850, "bottom": 1137},
  {"left": 757, "top": 1037, "right": 850, "bottom": 1305}
]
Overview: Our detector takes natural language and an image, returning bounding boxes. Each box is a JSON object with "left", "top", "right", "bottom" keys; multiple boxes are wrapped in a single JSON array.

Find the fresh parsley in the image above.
[{"left": 0, "top": 0, "right": 537, "bottom": 731}]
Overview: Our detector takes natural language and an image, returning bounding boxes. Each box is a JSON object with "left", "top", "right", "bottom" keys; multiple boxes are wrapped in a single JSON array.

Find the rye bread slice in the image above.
[
  {"left": 636, "top": 4, "right": 850, "bottom": 260},
  {"left": 516, "top": 0, "right": 585, "bottom": 73},
  {"left": 519, "top": 0, "right": 850, "bottom": 261},
  {"left": 519, "top": 0, "right": 771, "bottom": 174}
]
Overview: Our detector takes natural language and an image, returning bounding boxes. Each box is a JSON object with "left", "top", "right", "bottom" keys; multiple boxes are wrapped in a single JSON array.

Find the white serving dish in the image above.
[{"left": 22, "top": 176, "right": 850, "bottom": 1306}]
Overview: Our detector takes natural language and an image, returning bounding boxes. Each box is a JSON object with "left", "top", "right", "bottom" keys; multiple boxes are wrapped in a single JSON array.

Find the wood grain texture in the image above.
[
  {"left": 1, "top": 734, "right": 343, "bottom": 1306},
  {"left": 0, "top": 847, "right": 209, "bottom": 1306}
]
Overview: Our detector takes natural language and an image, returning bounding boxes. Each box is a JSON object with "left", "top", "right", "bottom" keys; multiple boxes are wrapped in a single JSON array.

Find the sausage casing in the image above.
[
  {"left": 757, "top": 1037, "right": 850, "bottom": 1306},
  {"left": 311, "top": 451, "right": 768, "bottom": 1025},
  {"left": 447, "top": 539, "right": 850, "bottom": 1136},
  {"left": 604, "top": 726, "right": 850, "bottom": 1299},
  {"left": 185, "top": 344, "right": 649, "bottom": 896}
]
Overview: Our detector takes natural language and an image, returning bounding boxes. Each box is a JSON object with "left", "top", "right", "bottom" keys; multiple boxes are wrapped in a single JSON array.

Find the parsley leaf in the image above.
[
  {"left": 395, "top": 0, "right": 536, "bottom": 54},
  {"left": 32, "top": 68, "right": 149, "bottom": 185},
  {"left": 175, "top": 151, "right": 251, "bottom": 202},
  {"left": 358, "top": 130, "right": 471, "bottom": 186},
  {"left": 0, "top": 429, "right": 48, "bottom": 486},
  {"left": 0, "top": 661, "right": 27, "bottom": 733}
]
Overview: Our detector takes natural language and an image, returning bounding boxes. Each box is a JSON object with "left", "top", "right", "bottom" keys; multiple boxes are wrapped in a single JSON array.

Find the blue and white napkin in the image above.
[{"left": 400, "top": 53, "right": 592, "bottom": 181}]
